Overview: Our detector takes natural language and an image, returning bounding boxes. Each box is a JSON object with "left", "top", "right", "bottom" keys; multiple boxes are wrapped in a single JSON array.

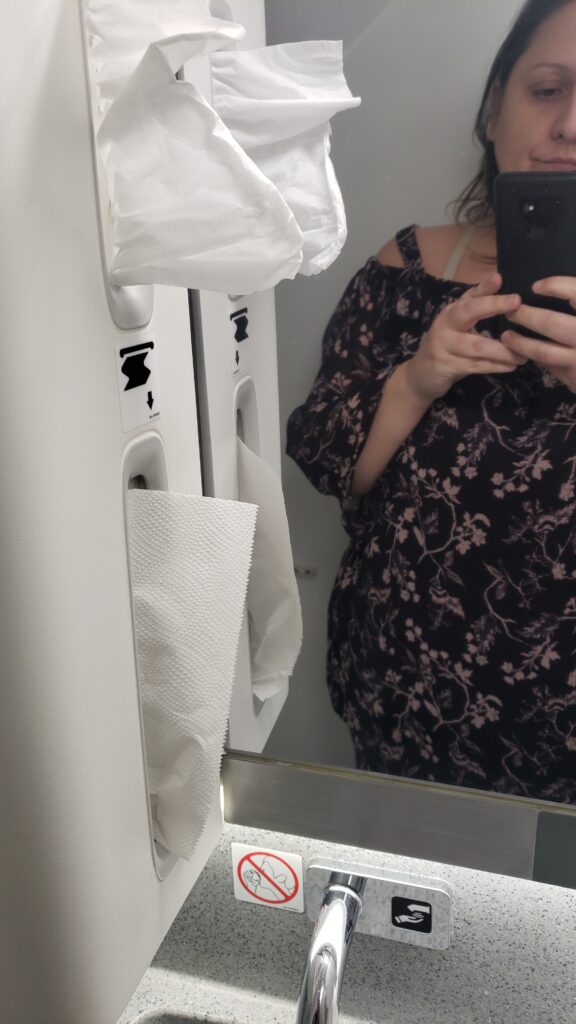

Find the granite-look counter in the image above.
[{"left": 118, "top": 821, "right": 576, "bottom": 1024}]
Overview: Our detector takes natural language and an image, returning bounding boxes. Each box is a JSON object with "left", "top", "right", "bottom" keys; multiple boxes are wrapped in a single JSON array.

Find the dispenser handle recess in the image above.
[{"left": 122, "top": 433, "right": 177, "bottom": 880}]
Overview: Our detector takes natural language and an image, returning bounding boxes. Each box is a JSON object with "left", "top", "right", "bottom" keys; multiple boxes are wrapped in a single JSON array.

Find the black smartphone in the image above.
[{"left": 494, "top": 171, "right": 576, "bottom": 339}]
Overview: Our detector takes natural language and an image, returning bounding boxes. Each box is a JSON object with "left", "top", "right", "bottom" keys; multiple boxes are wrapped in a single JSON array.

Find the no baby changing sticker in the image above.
[{"left": 231, "top": 843, "right": 304, "bottom": 912}]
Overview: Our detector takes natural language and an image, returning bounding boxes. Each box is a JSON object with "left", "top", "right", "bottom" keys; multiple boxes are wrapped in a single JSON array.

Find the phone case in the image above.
[{"left": 494, "top": 171, "right": 576, "bottom": 337}]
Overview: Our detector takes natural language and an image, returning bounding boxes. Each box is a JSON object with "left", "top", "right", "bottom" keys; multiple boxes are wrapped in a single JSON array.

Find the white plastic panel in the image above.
[
  {"left": 79, "top": 0, "right": 154, "bottom": 330},
  {"left": 191, "top": 288, "right": 289, "bottom": 750},
  {"left": 0, "top": 2, "right": 221, "bottom": 1022}
]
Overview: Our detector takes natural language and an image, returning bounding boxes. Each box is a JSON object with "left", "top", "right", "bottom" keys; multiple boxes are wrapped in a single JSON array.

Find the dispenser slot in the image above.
[
  {"left": 122, "top": 433, "right": 177, "bottom": 880},
  {"left": 234, "top": 376, "right": 261, "bottom": 458}
]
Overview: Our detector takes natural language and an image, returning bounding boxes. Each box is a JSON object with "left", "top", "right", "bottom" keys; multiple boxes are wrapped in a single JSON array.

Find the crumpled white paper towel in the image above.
[
  {"left": 96, "top": 32, "right": 303, "bottom": 294},
  {"left": 211, "top": 41, "right": 361, "bottom": 275},
  {"left": 86, "top": 4, "right": 360, "bottom": 291},
  {"left": 236, "top": 440, "right": 302, "bottom": 700},
  {"left": 85, "top": 0, "right": 244, "bottom": 107},
  {"left": 126, "top": 488, "right": 257, "bottom": 860}
]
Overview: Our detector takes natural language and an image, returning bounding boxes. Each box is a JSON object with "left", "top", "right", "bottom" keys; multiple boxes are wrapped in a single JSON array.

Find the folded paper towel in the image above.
[
  {"left": 211, "top": 41, "right": 361, "bottom": 274},
  {"left": 126, "top": 488, "right": 256, "bottom": 859},
  {"left": 96, "top": 33, "right": 303, "bottom": 294},
  {"left": 236, "top": 440, "right": 302, "bottom": 700}
]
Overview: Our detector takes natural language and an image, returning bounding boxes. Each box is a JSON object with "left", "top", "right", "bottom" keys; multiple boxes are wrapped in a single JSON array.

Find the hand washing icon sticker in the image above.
[{"left": 391, "top": 897, "right": 432, "bottom": 934}]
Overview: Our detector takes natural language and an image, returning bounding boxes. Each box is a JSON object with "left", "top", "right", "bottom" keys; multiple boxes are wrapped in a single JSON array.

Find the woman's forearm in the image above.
[{"left": 351, "top": 360, "right": 433, "bottom": 496}]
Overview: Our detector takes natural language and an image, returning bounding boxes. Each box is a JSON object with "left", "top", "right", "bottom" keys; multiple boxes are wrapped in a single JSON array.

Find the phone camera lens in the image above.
[{"left": 519, "top": 196, "right": 563, "bottom": 228}]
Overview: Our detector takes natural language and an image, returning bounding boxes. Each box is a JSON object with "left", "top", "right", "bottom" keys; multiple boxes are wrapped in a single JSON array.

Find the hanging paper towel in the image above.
[
  {"left": 85, "top": 0, "right": 244, "bottom": 108},
  {"left": 126, "top": 488, "right": 256, "bottom": 860},
  {"left": 236, "top": 440, "right": 303, "bottom": 701},
  {"left": 95, "top": 32, "right": 303, "bottom": 294},
  {"left": 210, "top": 41, "right": 361, "bottom": 275}
]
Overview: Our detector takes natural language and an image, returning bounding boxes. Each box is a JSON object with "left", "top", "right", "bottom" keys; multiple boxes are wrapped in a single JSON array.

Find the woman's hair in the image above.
[{"left": 451, "top": 0, "right": 574, "bottom": 224}]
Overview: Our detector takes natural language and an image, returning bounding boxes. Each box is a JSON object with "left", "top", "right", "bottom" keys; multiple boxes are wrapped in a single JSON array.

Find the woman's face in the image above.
[{"left": 490, "top": 0, "right": 576, "bottom": 173}]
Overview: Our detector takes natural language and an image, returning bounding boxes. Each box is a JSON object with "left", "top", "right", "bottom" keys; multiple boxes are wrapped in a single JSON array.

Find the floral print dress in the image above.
[{"left": 286, "top": 225, "right": 576, "bottom": 802}]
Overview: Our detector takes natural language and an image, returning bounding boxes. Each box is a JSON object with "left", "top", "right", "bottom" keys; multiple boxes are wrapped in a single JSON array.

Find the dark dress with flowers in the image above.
[{"left": 286, "top": 224, "right": 576, "bottom": 802}]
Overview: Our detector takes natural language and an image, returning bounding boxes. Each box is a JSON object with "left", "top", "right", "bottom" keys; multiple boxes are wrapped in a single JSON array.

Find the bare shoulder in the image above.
[
  {"left": 375, "top": 224, "right": 462, "bottom": 274},
  {"left": 415, "top": 224, "right": 463, "bottom": 277},
  {"left": 375, "top": 236, "right": 405, "bottom": 268}
]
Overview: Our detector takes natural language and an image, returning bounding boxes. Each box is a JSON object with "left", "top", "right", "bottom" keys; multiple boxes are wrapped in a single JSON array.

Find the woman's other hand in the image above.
[
  {"left": 502, "top": 277, "right": 576, "bottom": 393},
  {"left": 404, "top": 272, "right": 525, "bottom": 403}
]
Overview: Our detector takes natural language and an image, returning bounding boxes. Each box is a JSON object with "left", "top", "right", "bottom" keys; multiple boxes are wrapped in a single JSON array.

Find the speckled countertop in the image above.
[{"left": 118, "top": 821, "right": 576, "bottom": 1024}]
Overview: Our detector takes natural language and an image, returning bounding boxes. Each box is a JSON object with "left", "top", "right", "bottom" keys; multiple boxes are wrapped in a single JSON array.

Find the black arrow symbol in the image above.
[
  {"left": 235, "top": 351, "right": 240, "bottom": 366},
  {"left": 147, "top": 391, "right": 154, "bottom": 410}
]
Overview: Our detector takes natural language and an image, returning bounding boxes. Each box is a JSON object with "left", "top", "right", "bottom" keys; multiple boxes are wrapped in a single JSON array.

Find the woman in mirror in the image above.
[{"left": 287, "top": 0, "right": 576, "bottom": 802}]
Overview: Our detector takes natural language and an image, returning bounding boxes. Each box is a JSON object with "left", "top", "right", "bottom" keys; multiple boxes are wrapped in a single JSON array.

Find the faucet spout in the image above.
[{"left": 296, "top": 873, "right": 365, "bottom": 1024}]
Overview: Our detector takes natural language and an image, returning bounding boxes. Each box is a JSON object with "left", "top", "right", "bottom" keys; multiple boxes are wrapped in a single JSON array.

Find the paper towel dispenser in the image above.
[{"left": 123, "top": 434, "right": 257, "bottom": 864}]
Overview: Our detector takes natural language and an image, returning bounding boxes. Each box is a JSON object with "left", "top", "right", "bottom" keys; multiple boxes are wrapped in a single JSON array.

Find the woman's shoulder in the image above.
[{"left": 376, "top": 224, "right": 462, "bottom": 275}]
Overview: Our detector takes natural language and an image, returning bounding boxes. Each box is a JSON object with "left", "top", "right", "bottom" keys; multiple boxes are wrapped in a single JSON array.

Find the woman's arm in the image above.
[
  {"left": 352, "top": 272, "right": 526, "bottom": 496},
  {"left": 286, "top": 260, "right": 393, "bottom": 501},
  {"left": 350, "top": 237, "right": 431, "bottom": 495},
  {"left": 351, "top": 361, "right": 432, "bottom": 495}
]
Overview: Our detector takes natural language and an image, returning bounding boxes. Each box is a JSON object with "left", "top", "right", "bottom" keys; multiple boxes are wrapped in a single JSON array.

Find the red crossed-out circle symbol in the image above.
[{"left": 237, "top": 851, "right": 299, "bottom": 905}]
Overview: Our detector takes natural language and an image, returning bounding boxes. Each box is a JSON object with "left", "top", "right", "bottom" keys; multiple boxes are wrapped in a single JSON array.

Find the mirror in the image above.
[{"left": 225, "top": 0, "right": 576, "bottom": 886}]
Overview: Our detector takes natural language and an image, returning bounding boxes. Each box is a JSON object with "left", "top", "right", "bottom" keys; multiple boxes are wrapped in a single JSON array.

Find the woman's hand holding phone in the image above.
[
  {"left": 502, "top": 278, "right": 576, "bottom": 393},
  {"left": 404, "top": 272, "right": 525, "bottom": 403}
]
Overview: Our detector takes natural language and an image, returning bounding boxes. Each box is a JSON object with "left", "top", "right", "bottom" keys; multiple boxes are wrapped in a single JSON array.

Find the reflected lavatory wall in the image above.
[{"left": 263, "top": 0, "right": 523, "bottom": 766}]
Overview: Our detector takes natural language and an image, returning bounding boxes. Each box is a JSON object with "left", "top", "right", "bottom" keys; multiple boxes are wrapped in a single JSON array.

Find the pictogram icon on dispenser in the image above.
[
  {"left": 120, "top": 341, "right": 154, "bottom": 390},
  {"left": 230, "top": 307, "right": 249, "bottom": 342},
  {"left": 115, "top": 339, "right": 160, "bottom": 432}
]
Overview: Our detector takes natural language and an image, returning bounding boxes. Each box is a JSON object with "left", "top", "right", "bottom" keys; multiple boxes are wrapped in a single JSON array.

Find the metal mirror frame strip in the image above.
[{"left": 222, "top": 753, "right": 576, "bottom": 889}]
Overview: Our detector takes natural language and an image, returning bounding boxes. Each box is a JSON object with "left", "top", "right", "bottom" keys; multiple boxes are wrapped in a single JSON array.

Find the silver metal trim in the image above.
[
  {"left": 305, "top": 860, "right": 452, "bottom": 950},
  {"left": 222, "top": 753, "right": 576, "bottom": 888}
]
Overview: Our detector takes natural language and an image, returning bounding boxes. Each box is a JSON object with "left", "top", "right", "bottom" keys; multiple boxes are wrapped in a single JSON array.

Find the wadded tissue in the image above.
[
  {"left": 96, "top": 33, "right": 303, "bottom": 294},
  {"left": 211, "top": 41, "right": 361, "bottom": 275},
  {"left": 85, "top": 1, "right": 361, "bottom": 293},
  {"left": 237, "top": 440, "right": 303, "bottom": 700}
]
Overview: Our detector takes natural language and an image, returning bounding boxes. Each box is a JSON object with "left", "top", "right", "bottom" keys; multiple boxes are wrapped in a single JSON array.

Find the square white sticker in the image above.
[
  {"left": 231, "top": 843, "right": 304, "bottom": 913},
  {"left": 115, "top": 338, "right": 160, "bottom": 432}
]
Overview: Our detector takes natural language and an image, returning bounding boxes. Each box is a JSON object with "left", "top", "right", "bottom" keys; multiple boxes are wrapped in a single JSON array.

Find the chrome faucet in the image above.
[
  {"left": 296, "top": 861, "right": 452, "bottom": 1023},
  {"left": 296, "top": 871, "right": 366, "bottom": 1024}
]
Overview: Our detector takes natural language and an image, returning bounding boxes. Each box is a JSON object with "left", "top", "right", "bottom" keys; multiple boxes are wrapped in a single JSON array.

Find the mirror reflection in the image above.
[{"left": 260, "top": 0, "right": 576, "bottom": 804}]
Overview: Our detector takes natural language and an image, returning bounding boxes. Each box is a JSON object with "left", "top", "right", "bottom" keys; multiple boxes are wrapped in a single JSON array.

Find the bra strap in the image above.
[{"left": 442, "top": 224, "right": 477, "bottom": 279}]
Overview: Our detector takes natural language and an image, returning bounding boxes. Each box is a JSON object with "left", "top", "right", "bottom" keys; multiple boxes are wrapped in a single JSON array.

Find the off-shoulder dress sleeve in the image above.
[{"left": 286, "top": 258, "right": 403, "bottom": 501}]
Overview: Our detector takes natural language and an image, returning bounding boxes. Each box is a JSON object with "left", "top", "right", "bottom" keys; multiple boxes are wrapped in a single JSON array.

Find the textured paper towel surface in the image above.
[
  {"left": 126, "top": 489, "right": 256, "bottom": 859},
  {"left": 237, "top": 440, "right": 302, "bottom": 700}
]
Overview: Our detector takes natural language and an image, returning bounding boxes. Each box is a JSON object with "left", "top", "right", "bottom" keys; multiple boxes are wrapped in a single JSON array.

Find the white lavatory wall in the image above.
[{"left": 263, "top": 0, "right": 523, "bottom": 765}]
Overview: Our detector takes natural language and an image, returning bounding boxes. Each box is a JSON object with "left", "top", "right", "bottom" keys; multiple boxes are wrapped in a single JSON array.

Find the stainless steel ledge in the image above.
[{"left": 222, "top": 753, "right": 576, "bottom": 889}]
